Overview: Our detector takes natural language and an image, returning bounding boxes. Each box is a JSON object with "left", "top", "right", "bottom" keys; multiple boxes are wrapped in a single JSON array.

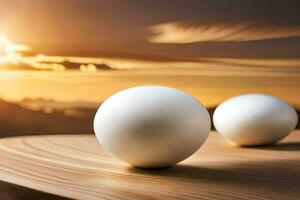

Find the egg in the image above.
[
  {"left": 94, "top": 86, "right": 211, "bottom": 168},
  {"left": 213, "top": 94, "right": 298, "bottom": 146}
]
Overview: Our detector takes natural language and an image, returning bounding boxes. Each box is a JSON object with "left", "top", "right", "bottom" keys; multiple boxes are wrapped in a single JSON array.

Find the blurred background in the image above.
[{"left": 0, "top": 0, "right": 299, "bottom": 137}]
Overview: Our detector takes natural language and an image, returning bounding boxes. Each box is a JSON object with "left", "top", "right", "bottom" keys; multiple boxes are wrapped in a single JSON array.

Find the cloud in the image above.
[
  {"left": 148, "top": 21, "right": 300, "bottom": 44},
  {"left": 0, "top": 36, "right": 117, "bottom": 71},
  {"left": 0, "top": 54, "right": 117, "bottom": 71}
]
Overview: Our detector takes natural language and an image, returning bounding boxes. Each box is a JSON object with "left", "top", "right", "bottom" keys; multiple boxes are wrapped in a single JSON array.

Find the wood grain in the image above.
[
  {"left": 0, "top": 180, "right": 71, "bottom": 200},
  {"left": 0, "top": 131, "right": 299, "bottom": 200}
]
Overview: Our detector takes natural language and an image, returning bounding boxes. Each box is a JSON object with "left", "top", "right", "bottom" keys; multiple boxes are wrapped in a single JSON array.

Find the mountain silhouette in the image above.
[
  {"left": 0, "top": 98, "right": 298, "bottom": 138},
  {"left": 0, "top": 98, "right": 97, "bottom": 137}
]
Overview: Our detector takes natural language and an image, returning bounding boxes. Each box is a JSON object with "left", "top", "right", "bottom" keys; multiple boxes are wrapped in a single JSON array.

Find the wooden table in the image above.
[{"left": 0, "top": 131, "right": 299, "bottom": 200}]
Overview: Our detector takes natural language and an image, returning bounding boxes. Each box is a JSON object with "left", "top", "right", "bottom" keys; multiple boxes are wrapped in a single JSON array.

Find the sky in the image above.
[
  {"left": 1, "top": 0, "right": 300, "bottom": 61},
  {"left": 0, "top": 0, "right": 299, "bottom": 107}
]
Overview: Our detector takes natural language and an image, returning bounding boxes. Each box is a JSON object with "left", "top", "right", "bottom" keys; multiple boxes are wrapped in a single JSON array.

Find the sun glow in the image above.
[
  {"left": 0, "top": 35, "right": 31, "bottom": 66},
  {"left": 0, "top": 35, "right": 31, "bottom": 55}
]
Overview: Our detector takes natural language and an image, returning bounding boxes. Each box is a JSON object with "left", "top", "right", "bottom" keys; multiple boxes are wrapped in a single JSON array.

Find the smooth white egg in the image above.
[
  {"left": 213, "top": 94, "right": 298, "bottom": 146},
  {"left": 94, "top": 86, "right": 211, "bottom": 168}
]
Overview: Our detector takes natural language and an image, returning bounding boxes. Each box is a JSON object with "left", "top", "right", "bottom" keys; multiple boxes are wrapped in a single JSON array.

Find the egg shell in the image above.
[
  {"left": 213, "top": 94, "right": 298, "bottom": 146},
  {"left": 94, "top": 86, "right": 211, "bottom": 168}
]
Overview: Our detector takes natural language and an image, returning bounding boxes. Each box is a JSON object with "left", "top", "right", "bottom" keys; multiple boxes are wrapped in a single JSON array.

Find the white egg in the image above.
[
  {"left": 94, "top": 86, "right": 211, "bottom": 168},
  {"left": 213, "top": 94, "right": 298, "bottom": 146}
]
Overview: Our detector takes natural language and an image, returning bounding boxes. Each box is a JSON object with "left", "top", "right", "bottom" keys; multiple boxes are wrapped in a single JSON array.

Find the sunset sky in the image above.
[
  {"left": 0, "top": 0, "right": 299, "bottom": 108},
  {"left": 1, "top": 0, "right": 300, "bottom": 60}
]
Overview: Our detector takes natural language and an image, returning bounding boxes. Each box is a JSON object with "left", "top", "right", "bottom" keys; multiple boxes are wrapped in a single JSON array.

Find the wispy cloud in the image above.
[{"left": 148, "top": 21, "right": 300, "bottom": 44}]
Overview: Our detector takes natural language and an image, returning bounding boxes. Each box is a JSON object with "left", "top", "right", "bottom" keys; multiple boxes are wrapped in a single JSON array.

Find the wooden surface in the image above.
[{"left": 0, "top": 131, "right": 299, "bottom": 200}]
